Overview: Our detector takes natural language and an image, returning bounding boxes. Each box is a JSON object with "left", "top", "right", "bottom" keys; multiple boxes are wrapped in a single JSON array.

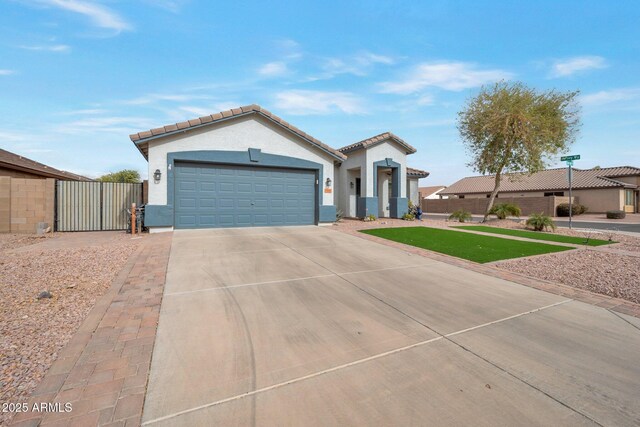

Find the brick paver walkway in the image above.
[
  {"left": 334, "top": 220, "right": 640, "bottom": 319},
  {"left": 10, "top": 233, "right": 172, "bottom": 427}
]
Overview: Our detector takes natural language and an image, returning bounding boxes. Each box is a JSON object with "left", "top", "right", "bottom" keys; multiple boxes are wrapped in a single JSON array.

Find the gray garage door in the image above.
[{"left": 174, "top": 162, "right": 317, "bottom": 229}]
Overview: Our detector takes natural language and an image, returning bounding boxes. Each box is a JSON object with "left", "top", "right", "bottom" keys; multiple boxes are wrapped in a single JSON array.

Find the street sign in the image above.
[
  {"left": 561, "top": 154, "right": 580, "bottom": 161},
  {"left": 560, "top": 155, "right": 580, "bottom": 229}
]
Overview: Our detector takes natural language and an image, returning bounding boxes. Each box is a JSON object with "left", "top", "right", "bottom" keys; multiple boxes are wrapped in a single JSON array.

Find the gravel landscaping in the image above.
[
  {"left": 0, "top": 232, "right": 142, "bottom": 426},
  {"left": 496, "top": 250, "right": 640, "bottom": 304}
]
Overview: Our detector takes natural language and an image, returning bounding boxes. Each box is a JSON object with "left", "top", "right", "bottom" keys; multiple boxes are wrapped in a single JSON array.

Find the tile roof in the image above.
[
  {"left": 407, "top": 167, "right": 430, "bottom": 178},
  {"left": 129, "top": 104, "right": 347, "bottom": 162},
  {"left": 0, "top": 148, "right": 89, "bottom": 181},
  {"left": 338, "top": 132, "right": 417, "bottom": 155},
  {"left": 419, "top": 185, "right": 446, "bottom": 196},
  {"left": 440, "top": 166, "right": 640, "bottom": 195}
]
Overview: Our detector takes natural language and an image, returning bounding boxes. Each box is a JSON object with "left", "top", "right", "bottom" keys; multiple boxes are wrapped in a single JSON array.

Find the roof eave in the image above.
[{"left": 130, "top": 110, "right": 346, "bottom": 163}]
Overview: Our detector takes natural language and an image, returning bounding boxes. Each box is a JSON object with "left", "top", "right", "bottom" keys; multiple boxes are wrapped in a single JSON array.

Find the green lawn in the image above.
[
  {"left": 360, "top": 227, "right": 574, "bottom": 263},
  {"left": 455, "top": 225, "right": 613, "bottom": 246}
]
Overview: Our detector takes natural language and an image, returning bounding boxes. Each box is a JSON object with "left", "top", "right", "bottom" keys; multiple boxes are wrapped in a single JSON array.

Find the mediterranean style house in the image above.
[
  {"left": 439, "top": 166, "right": 640, "bottom": 214},
  {"left": 130, "top": 105, "right": 428, "bottom": 232}
]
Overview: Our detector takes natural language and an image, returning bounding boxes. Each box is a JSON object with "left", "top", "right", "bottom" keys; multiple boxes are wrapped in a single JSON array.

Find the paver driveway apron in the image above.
[{"left": 143, "top": 226, "right": 640, "bottom": 426}]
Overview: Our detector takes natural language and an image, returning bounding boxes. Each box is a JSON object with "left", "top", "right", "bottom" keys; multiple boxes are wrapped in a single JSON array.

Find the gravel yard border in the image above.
[{"left": 1, "top": 232, "right": 144, "bottom": 426}]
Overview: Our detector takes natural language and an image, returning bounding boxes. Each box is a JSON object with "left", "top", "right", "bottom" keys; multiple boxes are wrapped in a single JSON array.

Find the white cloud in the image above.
[
  {"left": 142, "top": 0, "right": 187, "bottom": 13},
  {"left": 550, "top": 56, "right": 608, "bottom": 78},
  {"left": 581, "top": 87, "right": 640, "bottom": 106},
  {"left": 58, "top": 108, "right": 106, "bottom": 115},
  {"left": 258, "top": 62, "right": 288, "bottom": 77},
  {"left": 0, "top": 69, "right": 16, "bottom": 75},
  {"left": 274, "top": 90, "right": 364, "bottom": 115},
  {"left": 311, "top": 51, "right": 395, "bottom": 81},
  {"left": 416, "top": 94, "right": 435, "bottom": 106},
  {"left": 379, "top": 61, "right": 513, "bottom": 94},
  {"left": 38, "top": 0, "right": 131, "bottom": 33},
  {"left": 18, "top": 44, "right": 71, "bottom": 52},
  {"left": 123, "top": 93, "right": 212, "bottom": 105},
  {"left": 54, "top": 116, "right": 157, "bottom": 134}
]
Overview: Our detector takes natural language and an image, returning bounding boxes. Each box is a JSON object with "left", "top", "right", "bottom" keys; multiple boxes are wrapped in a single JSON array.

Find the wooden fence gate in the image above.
[{"left": 55, "top": 181, "right": 143, "bottom": 231}]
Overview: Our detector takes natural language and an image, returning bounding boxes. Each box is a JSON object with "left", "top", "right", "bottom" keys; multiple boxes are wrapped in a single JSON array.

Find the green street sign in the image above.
[{"left": 561, "top": 154, "right": 580, "bottom": 161}]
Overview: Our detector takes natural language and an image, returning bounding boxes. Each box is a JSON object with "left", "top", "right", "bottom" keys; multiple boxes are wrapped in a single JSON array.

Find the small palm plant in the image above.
[
  {"left": 488, "top": 203, "right": 522, "bottom": 219},
  {"left": 526, "top": 213, "right": 556, "bottom": 231},
  {"left": 448, "top": 209, "right": 472, "bottom": 223}
]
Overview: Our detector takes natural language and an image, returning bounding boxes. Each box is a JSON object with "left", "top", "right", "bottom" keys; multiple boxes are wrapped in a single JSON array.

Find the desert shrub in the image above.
[
  {"left": 556, "top": 203, "right": 587, "bottom": 217},
  {"left": 526, "top": 213, "right": 557, "bottom": 231},
  {"left": 449, "top": 209, "right": 472, "bottom": 223},
  {"left": 402, "top": 213, "right": 415, "bottom": 221},
  {"left": 363, "top": 213, "right": 377, "bottom": 222},
  {"left": 488, "top": 203, "right": 522, "bottom": 219},
  {"left": 606, "top": 210, "right": 626, "bottom": 219}
]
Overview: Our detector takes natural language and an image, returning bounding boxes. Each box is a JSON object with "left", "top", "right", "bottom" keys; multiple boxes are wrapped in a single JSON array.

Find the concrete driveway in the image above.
[{"left": 142, "top": 226, "right": 640, "bottom": 426}]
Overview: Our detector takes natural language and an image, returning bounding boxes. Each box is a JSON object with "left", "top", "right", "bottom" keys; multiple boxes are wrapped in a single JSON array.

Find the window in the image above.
[
  {"left": 626, "top": 189, "right": 634, "bottom": 205},
  {"left": 544, "top": 192, "right": 565, "bottom": 197},
  {"left": 459, "top": 195, "right": 465, "bottom": 199}
]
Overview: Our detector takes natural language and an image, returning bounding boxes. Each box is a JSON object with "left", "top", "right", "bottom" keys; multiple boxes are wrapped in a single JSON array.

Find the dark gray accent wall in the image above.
[
  {"left": 357, "top": 197, "right": 379, "bottom": 218},
  {"left": 389, "top": 197, "right": 408, "bottom": 218}
]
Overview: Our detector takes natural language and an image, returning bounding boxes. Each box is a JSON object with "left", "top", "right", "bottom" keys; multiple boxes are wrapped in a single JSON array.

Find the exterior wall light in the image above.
[
  {"left": 325, "top": 177, "right": 332, "bottom": 187},
  {"left": 350, "top": 181, "right": 354, "bottom": 188},
  {"left": 153, "top": 169, "right": 162, "bottom": 183}
]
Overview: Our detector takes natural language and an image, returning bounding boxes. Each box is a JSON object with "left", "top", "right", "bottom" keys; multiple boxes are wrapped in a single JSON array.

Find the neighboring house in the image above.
[
  {"left": 129, "top": 104, "right": 429, "bottom": 232},
  {"left": 419, "top": 185, "right": 447, "bottom": 200},
  {"left": 0, "top": 148, "right": 88, "bottom": 180},
  {"left": 0, "top": 149, "right": 88, "bottom": 234},
  {"left": 439, "top": 166, "right": 640, "bottom": 213}
]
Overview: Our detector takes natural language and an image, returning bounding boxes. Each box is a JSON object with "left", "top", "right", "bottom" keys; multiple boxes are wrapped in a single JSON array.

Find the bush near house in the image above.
[
  {"left": 526, "top": 213, "right": 557, "bottom": 232},
  {"left": 606, "top": 210, "right": 626, "bottom": 219},
  {"left": 449, "top": 209, "right": 472, "bottom": 223},
  {"left": 556, "top": 203, "right": 588, "bottom": 217},
  {"left": 488, "top": 203, "right": 522, "bottom": 219},
  {"left": 363, "top": 214, "right": 377, "bottom": 222},
  {"left": 402, "top": 213, "right": 415, "bottom": 221}
]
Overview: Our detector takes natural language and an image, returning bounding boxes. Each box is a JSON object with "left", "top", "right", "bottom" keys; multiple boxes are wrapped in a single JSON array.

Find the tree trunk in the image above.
[{"left": 483, "top": 170, "right": 502, "bottom": 222}]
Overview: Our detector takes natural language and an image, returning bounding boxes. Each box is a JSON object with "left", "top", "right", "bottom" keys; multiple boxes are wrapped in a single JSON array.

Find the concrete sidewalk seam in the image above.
[
  {"left": 163, "top": 264, "right": 431, "bottom": 296},
  {"left": 140, "top": 300, "right": 570, "bottom": 426}
]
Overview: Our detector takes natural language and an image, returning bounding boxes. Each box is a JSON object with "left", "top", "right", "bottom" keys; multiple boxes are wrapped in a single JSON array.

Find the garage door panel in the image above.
[
  {"left": 254, "top": 183, "right": 268, "bottom": 193},
  {"left": 175, "top": 163, "right": 316, "bottom": 229},
  {"left": 237, "top": 183, "right": 252, "bottom": 193},
  {"left": 219, "top": 182, "right": 235, "bottom": 193},
  {"left": 237, "top": 198, "right": 252, "bottom": 208}
]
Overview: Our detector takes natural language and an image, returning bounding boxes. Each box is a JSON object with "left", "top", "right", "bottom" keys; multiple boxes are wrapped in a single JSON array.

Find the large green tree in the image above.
[
  {"left": 457, "top": 81, "right": 581, "bottom": 221},
  {"left": 97, "top": 169, "right": 141, "bottom": 183}
]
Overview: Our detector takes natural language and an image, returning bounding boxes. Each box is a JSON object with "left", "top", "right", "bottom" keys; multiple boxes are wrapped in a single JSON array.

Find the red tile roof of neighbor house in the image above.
[
  {"left": 129, "top": 104, "right": 347, "bottom": 162},
  {"left": 440, "top": 166, "right": 640, "bottom": 195},
  {"left": 0, "top": 148, "right": 89, "bottom": 180},
  {"left": 419, "top": 185, "right": 446, "bottom": 196},
  {"left": 407, "top": 167, "right": 430, "bottom": 178},
  {"left": 338, "top": 132, "right": 417, "bottom": 154}
]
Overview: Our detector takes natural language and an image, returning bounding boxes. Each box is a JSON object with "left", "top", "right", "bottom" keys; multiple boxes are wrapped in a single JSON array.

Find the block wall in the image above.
[{"left": 0, "top": 177, "right": 55, "bottom": 233}]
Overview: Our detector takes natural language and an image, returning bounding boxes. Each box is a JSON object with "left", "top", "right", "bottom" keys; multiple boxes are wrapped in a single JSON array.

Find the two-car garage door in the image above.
[{"left": 174, "top": 162, "right": 317, "bottom": 229}]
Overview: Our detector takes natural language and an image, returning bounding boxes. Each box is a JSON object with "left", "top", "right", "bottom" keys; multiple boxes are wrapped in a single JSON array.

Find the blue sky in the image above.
[{"left": 1, "top": 1, "right": 639, "bottom": 184}]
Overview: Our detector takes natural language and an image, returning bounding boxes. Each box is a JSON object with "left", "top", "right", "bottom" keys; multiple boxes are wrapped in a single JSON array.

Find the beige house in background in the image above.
[
  {"left": 438, "top": 166, "right": 640, "bottom": 213},
  {"left": 0, "top": 148, "right": 87, "bottom": 233},
  {"left": 419, "top": 185, "right": 447, "bottom": 200}
]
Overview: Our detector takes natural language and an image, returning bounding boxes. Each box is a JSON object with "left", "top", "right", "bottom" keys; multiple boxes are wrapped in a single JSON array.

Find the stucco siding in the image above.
[
  {"left": 336, "top": 150, "right": 366, "bottom": 217},
  {"left": 147, "top": 115, "right": 336, "bottom": 206},
  {"left": 571, "top": 188, "right": 623, "bottom": 212},
  {"left": 407, "top": 178, "right": 419, "bottom": 205},
  {"left": 365, "top": 143, "right": 407, "bottom": 197}
]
